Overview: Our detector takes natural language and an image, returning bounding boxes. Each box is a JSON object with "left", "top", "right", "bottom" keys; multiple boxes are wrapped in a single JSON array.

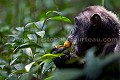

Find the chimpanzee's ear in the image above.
[{"left": 91, "top": 14, "right": 101, "bottom": 25}]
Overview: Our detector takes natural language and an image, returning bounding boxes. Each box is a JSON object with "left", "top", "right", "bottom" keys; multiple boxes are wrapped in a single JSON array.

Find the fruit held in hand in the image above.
[
  {"left": 64, "top": 40, "right": 71, "bottom": 48},
  {"left": 55, "top": 45, "right": 63, "bottom": 48},
  {"left": 55, "top": 40, "right": 71, "bottom": 49}
]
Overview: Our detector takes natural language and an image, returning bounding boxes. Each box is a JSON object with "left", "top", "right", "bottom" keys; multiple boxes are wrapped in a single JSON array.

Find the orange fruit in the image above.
[
  {"left": 55, "top": 45, "right": 63, "bottom": 48},
  {"left": 64, "top": 40, "right": 71, "bottom": 48}
]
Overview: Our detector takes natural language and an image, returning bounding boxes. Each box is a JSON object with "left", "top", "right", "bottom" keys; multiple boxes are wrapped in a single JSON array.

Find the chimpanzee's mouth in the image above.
[{"left": 68, "top": 35, "right": 78, "bottom": 45}]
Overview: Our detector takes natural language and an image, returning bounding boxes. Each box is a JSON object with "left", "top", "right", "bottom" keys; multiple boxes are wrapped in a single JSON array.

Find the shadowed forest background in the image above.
[{"left": 0, "top": 0, "right": 120, "bottom": 80}]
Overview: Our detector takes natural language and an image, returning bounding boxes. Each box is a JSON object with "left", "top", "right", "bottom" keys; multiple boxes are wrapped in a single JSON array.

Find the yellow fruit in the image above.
[
  {"left": 64, "top": 40, "right": 71, "bottom": 48},
  {"left": 55, "top": 45, "right": 63, "bottom": 48}
]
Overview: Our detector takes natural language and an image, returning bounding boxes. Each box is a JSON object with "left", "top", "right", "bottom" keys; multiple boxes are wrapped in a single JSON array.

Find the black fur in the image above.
[{"left": 51, "top": 6, "right": 120, "bottom": 80}]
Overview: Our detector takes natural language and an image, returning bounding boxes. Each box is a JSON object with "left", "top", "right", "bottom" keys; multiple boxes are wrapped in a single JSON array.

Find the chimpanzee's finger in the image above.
[
  {"left": 51, "top": 47, "right": 57, "bottom": 53},
  {"left": 62, "top": 49, "right": 69, "bottom": 55},
  {"left": 51, "top": 47, "right": 66, "bottom": 54}
]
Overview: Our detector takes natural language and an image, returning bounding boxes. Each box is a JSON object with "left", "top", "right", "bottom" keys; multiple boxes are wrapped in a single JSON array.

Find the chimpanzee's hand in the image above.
[
  {"left": 51, "top": 40, "right": 71, "bottom": 55},
  {"left": 51, "top": 46, "right": 69, "bottom": 55},
  {"left": 51, "top": 46, "right": 70, "bottom": 68}
]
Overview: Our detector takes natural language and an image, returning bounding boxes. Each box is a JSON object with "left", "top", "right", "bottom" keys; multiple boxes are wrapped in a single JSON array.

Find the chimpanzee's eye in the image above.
[{"left": 74, "top": 17, "right": 80, "bottom": 26}]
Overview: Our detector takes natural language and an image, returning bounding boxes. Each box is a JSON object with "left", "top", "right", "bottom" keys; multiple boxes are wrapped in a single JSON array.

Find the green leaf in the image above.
[
  {"left": 53, "top": 69, "right": 83, "bottom": 80},
  {"left": 0, "top": 70, "right": 7, "bottom": 77},
  {"left": 84, "top": 48, "right": 102, "bottom": 78},
  {"left": 27, "top": 34, "right": 37, "bottom": 42},
  {"left": 23, "top": 48, "right": 33, "bottom": 57},
  {"left": 34, "top": 21, "right": 44, "bottom": 29},
  {"left": 46, "top": 11, "right": 62, "bottom": 16},
  {"left": 14, "top": 63, "right": 24, "bottom": 70},
  {"left": 25, "top": 21, "right": 44, "bottom": 30},
  {"left": 25, "top": 62, "right": 35, "bottom": 72},
  {"left": 8, "top": 35, "right": 18, "bottom": 38},
  {"left": 5, "top": 43, "right": 15, "bottom": 47},
  {"left": 16, "top": 27, "right": 24, "bottom": 32},
  {"left": 6, "top": 69, "right": 26, "bottom": 80},
  {"left": 25, "top": 23, "right": 33, "bottom": 28},
  {"left": 18, "top": 73, "right": 30, "bottom": 80},
  {"left": 30, "top": 64, "right": 41, "bottom": 73},
  {"left": 0, "top": 76, "right": 3, "bottom": 80},
  {"left": 12, "top": 43, "right": 42, "bottom": 54},
  {"left": 40, "top": 59, "right": 50, "bottom": 65},
  {"left": 47, "top": 16, "right": 71, "bottom": 23},
  {"left": 10, "top": 58, "right": 17, "bottom": 66},
  {"left": 42, "top": 60, "right": 54, "bottom": 74},
  {"left": 36, "top": 31, "right": 45, "bottom": 38},
  {"left": 45, "top": 76, "right": 53, "bottom": 80},
  {"left": 102, "top": 53, "right": 120, "bottom": 67},
  {"left": 39, "top": 53, "right": 64, "bottom": 60},
  {"left": 38, "top": 54, "right": 64, "bottom": 66},
  {"left": 0, "top": 65, "right": 5, "bottom": 69}
]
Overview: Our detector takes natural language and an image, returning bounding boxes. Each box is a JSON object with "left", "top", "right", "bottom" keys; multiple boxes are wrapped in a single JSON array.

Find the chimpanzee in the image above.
[{"left": 51, "top": 5, "right": 120, "bottom": 80}]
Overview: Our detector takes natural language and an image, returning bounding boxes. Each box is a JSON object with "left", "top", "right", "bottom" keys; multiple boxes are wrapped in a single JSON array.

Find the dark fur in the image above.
[
  {"left": 52, "top": 6, "right": 120, "bottom": 80},
  {"left": 69, "top": 6, "right": 120, "bottom": 56}
]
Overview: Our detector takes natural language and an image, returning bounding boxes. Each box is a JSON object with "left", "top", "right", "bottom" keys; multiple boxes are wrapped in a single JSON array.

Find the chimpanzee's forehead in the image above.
[
  {"left": 81, "top": 6, "right": 107, "bottom": 13},
  {"left": 76, "top": 11, "right": 91, "bottom": 24},
  {"left": 77, "top": 6, "right": 107, "bottom": 18},
  {"left": 79, "top": 6, "right": 119, "bottom": 23},
  {"left": 77, "top": 6, "right": 113, "bottom": 21}
]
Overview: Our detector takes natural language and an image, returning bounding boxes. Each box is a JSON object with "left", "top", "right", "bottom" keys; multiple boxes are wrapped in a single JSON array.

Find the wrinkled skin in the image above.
[{"left": 51, "top": 6, "right": 120, "bottom": 80}]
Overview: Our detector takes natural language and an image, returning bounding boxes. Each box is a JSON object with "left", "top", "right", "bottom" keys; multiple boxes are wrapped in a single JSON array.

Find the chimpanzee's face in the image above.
[
  {"left": 67, "top": 13, "right": 103, "bottom": 56},
  {"left": 68, "top": 12, "right": 102, "bottom": 44},
  {"left": 68, "top": 11, "right": 119, "bottom": 44}
]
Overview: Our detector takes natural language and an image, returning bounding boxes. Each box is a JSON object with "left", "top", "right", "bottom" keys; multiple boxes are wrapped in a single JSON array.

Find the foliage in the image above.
[{"left": 0, "top": 0, "right": 120, "bottom": 80}]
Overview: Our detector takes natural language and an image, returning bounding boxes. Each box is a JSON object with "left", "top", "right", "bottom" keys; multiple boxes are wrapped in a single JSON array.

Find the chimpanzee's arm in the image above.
[{"left": 51, "top": 47, "right": 83, "bottom": 68}]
